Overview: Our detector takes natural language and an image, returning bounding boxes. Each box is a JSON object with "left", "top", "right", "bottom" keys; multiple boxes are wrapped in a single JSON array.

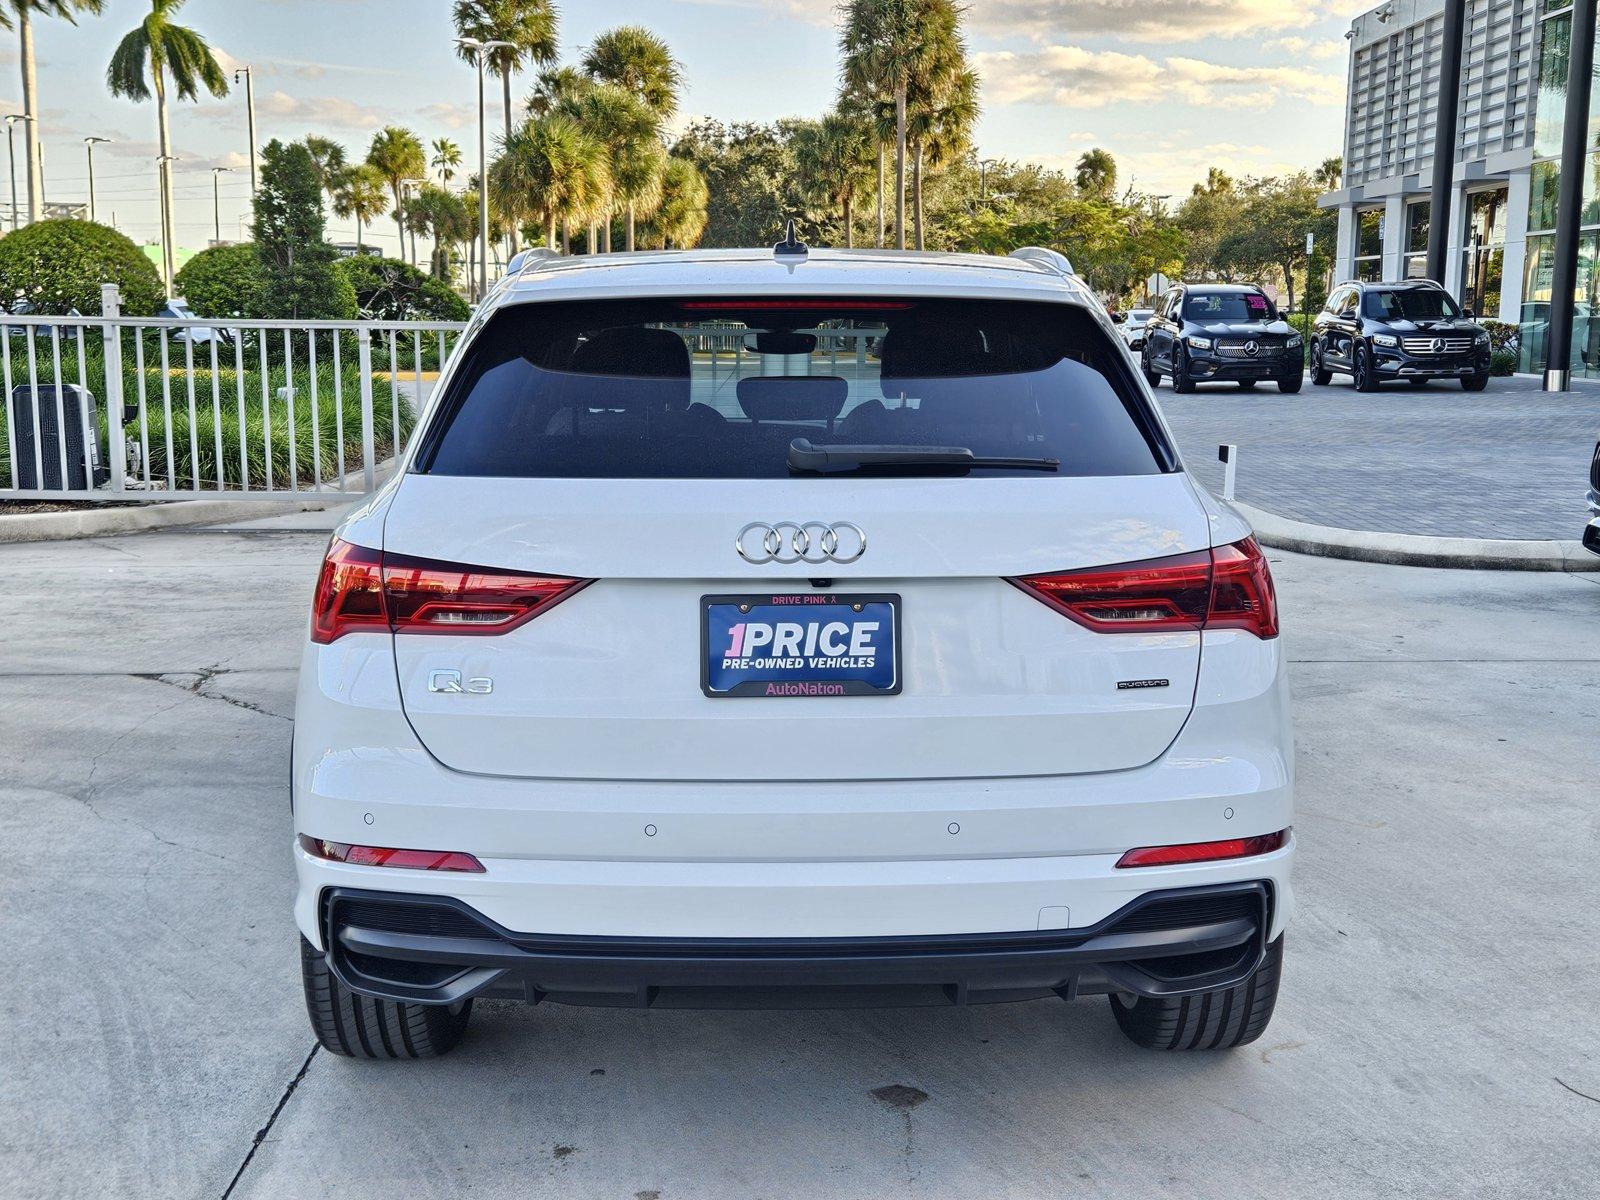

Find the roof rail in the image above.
[
  {"left": 505, "top": 246, "right": 562, "bottom": 275},
  {"left": 1009, "top": 246, "right": 1076, "bottom": 277}
]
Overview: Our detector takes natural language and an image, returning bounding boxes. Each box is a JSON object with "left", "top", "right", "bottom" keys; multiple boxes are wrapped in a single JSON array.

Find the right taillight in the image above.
[
  {"left": 310, "top": 537, "right": 591, "bottom": 644},
  {"left": 1009, "top": 536, "right": 1279, "bottom": 640}
]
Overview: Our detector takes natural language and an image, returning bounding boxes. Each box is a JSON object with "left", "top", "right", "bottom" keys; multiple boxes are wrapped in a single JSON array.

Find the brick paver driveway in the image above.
[{"left": 1157, "top": 373, "right": 1600, "bottom": 539}]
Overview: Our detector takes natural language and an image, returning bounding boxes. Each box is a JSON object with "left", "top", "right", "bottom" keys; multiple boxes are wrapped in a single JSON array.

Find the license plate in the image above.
[{"left": 701, "top": 593, "right": 901, "bottom": 698}]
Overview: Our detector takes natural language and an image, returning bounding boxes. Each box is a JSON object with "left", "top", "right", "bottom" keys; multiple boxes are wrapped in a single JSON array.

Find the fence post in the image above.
[
  {"left": 1218, "top": 443, "right": 1238, "bottom": 502},
  {"left": 100, "top": 282, "right": 125, "bottom": 492},
  {"left": 357, "top": 326, "right": 376, "bottom": 493}
]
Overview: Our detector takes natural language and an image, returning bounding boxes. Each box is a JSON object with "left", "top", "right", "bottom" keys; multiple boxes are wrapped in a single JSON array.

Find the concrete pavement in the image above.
[{"left": 1, "top": 527, "right": 1597, "bottom": 1199}]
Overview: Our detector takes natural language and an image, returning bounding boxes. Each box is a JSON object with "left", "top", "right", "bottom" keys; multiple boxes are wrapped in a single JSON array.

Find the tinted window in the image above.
[
  {"left": 417, "top": 298, "right": 1168, "bottom": 480},
  {"left": 1184, "top": 291, "right": 1276, "bottom": 321},
  {"left": 1363, "top": 288, "right": 1461, "bottom": 320}
]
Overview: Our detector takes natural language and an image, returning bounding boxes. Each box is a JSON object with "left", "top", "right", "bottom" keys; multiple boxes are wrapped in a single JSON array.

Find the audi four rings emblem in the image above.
[{"left": 736, "top": 521, "right": 867, "bottom": 564}]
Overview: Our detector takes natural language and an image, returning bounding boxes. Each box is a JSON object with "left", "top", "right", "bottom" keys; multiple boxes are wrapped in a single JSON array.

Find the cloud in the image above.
[
  {"left": 1265, "top": 36, "right": 1347, "bottom": 61},
  {"left": 970, "top": 0, "right": 1338, "bottom": 43},
  {"left": 416, "top": 102, "right": 475, "bottom": 131},
  {"left": 977, "top": 45, "right": 1343, "bottom": 110},
  {"left": 670, "top": 0, "right": 835, "bottom": 28},
  {"left": 195, "top": 90, "right": 388, "bottom": 132}
]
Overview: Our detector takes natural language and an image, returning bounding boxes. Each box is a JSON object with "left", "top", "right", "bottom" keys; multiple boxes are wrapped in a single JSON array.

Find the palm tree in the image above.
[
  {"left": 331, "top": 162, "right": 386, "bottom": 254},
  {"left": 1075, "top": 147, "right": 1117, "bottom": 201},
  {"left": 365, "top": 125, "right": 426, "bottom": 263},
  {"left": 563, "top": 83, "right": 659, "bottom": 252},
  {"left": 106, "top": 0, "right": 228, "bottom": 295},
  {"left": 431, "top": 137, "right": 462, "bottom": 186},
  {"left": 906, "top": 22, "right": 975, "bottom": 252},
  {"left": 2, "top": 1, "right": 103, "bottom": 224},
  {"left": 526, "top": 65, "right": 590, "bottom": 117},
  {"left": 641, "top": 157, "right": 707, "bottom": 249},
  {"left": 841, "top": 0, "right": 943, "bottom": 250},
  {"left": 583, "top": 25, "right": 682, "bottom": 117},
  {"left": 452, "top": 0, "right": 558, "bottom": 146},
  {"left": 794, "top": 108, "right": 874, "bottom": 248},
  {"left": 1315, "top": 156, "right": 1343, "bottom": 191},
  {"left": 492, "top": 113, "right": 611, "bottom": 250},
  {"left": 304, "top": 135, "right": 347, "bottom": 209}
]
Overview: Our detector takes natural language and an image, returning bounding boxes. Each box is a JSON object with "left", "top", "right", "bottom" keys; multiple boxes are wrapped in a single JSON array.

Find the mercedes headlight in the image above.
[
  {"left": 1185, "top": 335, "right": 1213, "bottom": 350},
  {"left": 1287, "top": 333, "right": 1303, "bottom": 348},
  {"left": 1372, "top": 334, "right": 1399, "bottom": 348}
]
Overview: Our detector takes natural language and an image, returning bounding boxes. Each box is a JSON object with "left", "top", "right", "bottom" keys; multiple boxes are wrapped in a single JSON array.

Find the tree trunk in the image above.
[
  {"left": 843, "top": 194, "right": 853, "bottom": 249},
  {"left": 603, "top": 216, "right": 612, "bottom": 253},
  {"left": 502, "top": 70, "right": 521, "bottom": 256},
  {"left": 588, "top": 221, "right": 598, "bottom": 253},
  {"left": 155, "top": 70, "right": 175, "bottom": 296},
  {"left": 393, "top": 185, "right": 406, "bottom": 265},
  {"left": 356, "top": 216, "right": 363, "bottom": 253},
  {"left": 913, "top": 142, "right": 925, "bottom": 252},
  {"left": 876, "top": 143, "right": 884, "bottom": 249},
  {"left": 546, "top": 214, "right": 556, "bottom": 250},
  {"left": 894, "top": 87, "right": 907, "bottom": 250},
  {"left": 19, "top": 8, "right": 39, "bottom": 223},
  {"left": 626, "top": 203, "right": 636, "bottom": 252},
  {"left": 561, "top": 219, "right": 570, "bottom": 254}
]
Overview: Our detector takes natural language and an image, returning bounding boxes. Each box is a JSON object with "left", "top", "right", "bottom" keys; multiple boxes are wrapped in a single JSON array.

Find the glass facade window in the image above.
[
  {"left": 1463, "top": 189, "right": 1508, "bottom": 318},
  {"left": 1355, "top": 208, "right": 1384, "bottom": 282},
  {"left": 1404, "top": 200, "right": 1431, "bottom": 279}
]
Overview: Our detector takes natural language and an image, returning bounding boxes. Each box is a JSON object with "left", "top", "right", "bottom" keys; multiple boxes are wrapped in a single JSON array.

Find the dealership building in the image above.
[{"left": 1319, "top": 0, "right": 1597, "bottom": 377}]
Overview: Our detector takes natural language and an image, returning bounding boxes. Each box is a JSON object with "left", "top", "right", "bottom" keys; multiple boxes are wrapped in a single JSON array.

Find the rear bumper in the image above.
[{"left": 317, "top": 879, "right": 1278, "bottom": 1009}]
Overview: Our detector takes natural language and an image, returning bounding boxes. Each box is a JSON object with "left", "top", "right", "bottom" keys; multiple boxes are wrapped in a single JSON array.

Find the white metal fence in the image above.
[{"left": 0, "top": 283, "right": 467, "bottom": 503}]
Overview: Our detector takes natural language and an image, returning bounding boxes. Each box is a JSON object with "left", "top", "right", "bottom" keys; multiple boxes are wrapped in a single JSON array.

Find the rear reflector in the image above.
[
  {"left": 1009, "top": 536, "right": 1279, "bottom": 639},
  {"left": 1116, "top": 829, "right": 1289, "bottom": 869},
  {"left": 299, "top": 834, "right": 485, "bottom": 873},
  {"left": 310, "top": 537, "right": 592, "bottom": 643}
]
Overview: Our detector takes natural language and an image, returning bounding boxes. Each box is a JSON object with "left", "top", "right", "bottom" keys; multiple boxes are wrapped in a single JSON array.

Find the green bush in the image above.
[
  {"left": 0, "top": 219, "right": 163, "bottom": 316},
  {"left": 338, "top": 255, "right": 470, "bottom": 322},
  {"left": 1480, "top": 319, "right": 1520, "bottom": 354},
  {"left": 1490, "top": 349, "right": 1518, "bottom": 376},
  {"left": 174, "top": 243, "right": 268, "bottom": 319},
  {"left": 253, "top": 140, "right": 359, "bottom": 321}
]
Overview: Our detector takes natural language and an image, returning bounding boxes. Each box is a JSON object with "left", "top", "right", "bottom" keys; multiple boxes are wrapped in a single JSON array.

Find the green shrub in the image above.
[
  {"left": 174, "top": 243, "right": 268, "bottom": 319},
  {"left": 253, "top": 140, "right": 359, "bottom": 321},
  {"left": 1490, "top": 349, "right": 1518, "bottom": 376},
  {"left": 338, "top": 255, "right": 470, "bottom": 322},
  {"left": 0, "top": 219, "right": 163, "bottom": 316},
  {"left": 1480, "top": 319, "right": 1520, "bottom": 354}
]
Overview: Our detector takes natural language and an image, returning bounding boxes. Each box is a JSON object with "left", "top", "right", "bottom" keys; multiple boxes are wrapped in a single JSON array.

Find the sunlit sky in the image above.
[{"left": 1, "top": 0, "right": 1371, "bottom": 254}]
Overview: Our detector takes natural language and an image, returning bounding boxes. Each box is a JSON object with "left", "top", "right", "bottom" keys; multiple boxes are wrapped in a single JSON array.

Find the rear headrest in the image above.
[
  {"left": 569, "top": 327, "right": 691, "bottom": 380},
  {"left": 879, "top": 323, "right": 989, "bottom": 379},
  {"left": 736, "top": 375, "right": 848, "bottom": 423}
]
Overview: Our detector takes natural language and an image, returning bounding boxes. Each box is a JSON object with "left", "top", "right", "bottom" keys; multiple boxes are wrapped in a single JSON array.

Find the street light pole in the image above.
[
  {"left": 4, "top": 115, "right": 29, "bottom": 231},
  {"left": 84, "top": 136, "right": 111, "bottom": 223},
  {"left": 979, "top": 158, "right": 997, "bottom": 200},
  {"left": 456, "top": 36, "right": 515, "bottom": 303},
  {"left": 211, "top": 167, "right": 232, "bottom": 244},
  {"left": 234, "top": 66, "right": 258, "bottom": 203}
]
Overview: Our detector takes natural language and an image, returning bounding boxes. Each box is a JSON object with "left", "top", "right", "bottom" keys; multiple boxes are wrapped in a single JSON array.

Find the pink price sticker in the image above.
[{"left": 1246, "top": 295, "right": 1268, "bottom": 312}]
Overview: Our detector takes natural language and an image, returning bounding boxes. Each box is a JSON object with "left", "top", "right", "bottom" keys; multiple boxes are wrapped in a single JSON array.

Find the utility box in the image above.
[{"left": 8, "top": 384, "right": 107, "bottom": 490}]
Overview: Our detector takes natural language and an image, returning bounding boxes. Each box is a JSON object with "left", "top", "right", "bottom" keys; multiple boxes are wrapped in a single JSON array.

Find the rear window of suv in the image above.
[{"left": 415, "top": 297, "right": 1171, "bottom": 479}]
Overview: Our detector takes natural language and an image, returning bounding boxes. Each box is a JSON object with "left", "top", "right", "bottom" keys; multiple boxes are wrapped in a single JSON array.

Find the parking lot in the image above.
[{"left": 2, "top": 522, "right": 1598, "bottom": 1199}]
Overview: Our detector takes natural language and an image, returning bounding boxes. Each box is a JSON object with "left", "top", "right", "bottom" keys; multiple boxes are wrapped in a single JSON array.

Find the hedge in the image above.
[
  {"left": 0, "top": 219, "right": 164, "bottom": 316},
  {"left": 173, "top": 243, "right": 268, "bottom": 319}
]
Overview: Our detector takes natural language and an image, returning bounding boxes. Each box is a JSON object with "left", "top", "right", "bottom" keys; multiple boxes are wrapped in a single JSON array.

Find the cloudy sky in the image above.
[{"left": 2, "top": 0, "right": 1370, "bottom": 253}]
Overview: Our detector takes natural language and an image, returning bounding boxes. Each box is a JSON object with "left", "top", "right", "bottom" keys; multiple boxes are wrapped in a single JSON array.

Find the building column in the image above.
[
  {"left": 1334, "top": 204, "right": 1357, "bottom": 282},
  {"left": 1545, "top": 0, "right": 1597, "bottom": 389},
  {"left": 1499, "top": 169, "right": 1531, "bottom": 325},
  {"left": 1442, "top": 184, "right": 1469, "bottom": 298},
  {"left": 1381, "top": 193, "right": 1407, "bottom": 280}
]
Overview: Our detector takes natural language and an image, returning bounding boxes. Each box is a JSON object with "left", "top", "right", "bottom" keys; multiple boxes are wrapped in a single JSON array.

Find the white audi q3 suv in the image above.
[{"left": 293, "top": 240, "right": 1294, "bottom": 1058}]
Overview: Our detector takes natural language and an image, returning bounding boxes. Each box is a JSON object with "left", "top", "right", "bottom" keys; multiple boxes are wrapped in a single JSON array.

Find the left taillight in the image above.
[
  {"left": 1009, "top": 536, "right": 1279, "bottom": 640},
  {"left": 310, "top": 537, "right": 591, "bottom": 644}
]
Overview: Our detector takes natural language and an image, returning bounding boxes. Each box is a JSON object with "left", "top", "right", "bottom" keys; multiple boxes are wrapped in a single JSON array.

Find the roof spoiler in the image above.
[
  {"left": 505, "top": 246, "right": 562, "bottom": 275},
  {"left": 1009, "top": 246, "right": 1076, "bottom": 277}
]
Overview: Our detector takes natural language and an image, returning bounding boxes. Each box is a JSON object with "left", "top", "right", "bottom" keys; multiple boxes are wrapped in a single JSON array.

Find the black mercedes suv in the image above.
[
  {"left": 1311, "top": 279, "right": 1491, "bottom": 392},
  {"left": 1141, "top": 284, "right": 1303, "bottom": 394}
]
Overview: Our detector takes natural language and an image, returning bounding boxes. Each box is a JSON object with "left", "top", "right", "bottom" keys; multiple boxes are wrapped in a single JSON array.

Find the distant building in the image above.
[
  {"left": 1321, "top": 0, "right": 1600, "bottom": 377},
  {"left": 331, "top": 242, "right": 383, "bottom": 258}
]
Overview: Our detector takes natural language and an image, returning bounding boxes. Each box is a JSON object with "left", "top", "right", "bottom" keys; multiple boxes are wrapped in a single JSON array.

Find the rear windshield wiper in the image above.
[{"left": 787, "top": 438, "right": 1060, "bottom": 474}]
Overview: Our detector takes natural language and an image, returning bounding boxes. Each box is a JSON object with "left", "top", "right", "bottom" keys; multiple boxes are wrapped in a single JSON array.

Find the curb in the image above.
[
  {"left": 1235, "top": 501, "right": 1600, "bottom": 572},
  {"left": 0, "top": 496, "right": 336, "bottom": 544}
]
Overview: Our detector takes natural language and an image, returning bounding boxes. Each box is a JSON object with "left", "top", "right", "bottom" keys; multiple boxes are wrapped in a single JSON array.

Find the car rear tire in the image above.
[
  {"left": 1110, "top": 935, "right": 1284, "bottom": 1051},
  {"left": 1171, "top": 346, "right": 1196, "bottom": 394},
  {"left": 1310, "top": 341, "right": 1333, "bottom": 386},
  {"left": 300, "top": 936, "right": 473, "bottom": 1059},
  {"left": 1461, "top": 371, "right": 1490, "bottom": 392},
  {"left": 1278, "top": 374, "right": 1303, "bottom": 394},
  {"left": 1353, "top": 345, "right": 1378, "bottom": 392}
]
